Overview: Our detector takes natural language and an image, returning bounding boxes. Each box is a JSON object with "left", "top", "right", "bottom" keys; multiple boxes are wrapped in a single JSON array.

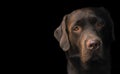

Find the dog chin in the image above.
[{"left": 88, "top": 55, "right": 104, "bottom": 66}]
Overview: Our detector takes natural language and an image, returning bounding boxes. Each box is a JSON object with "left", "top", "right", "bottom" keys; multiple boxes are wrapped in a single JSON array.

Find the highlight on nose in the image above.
[{"left": 86, "top": 39, "right": 101, "bottom": 50}]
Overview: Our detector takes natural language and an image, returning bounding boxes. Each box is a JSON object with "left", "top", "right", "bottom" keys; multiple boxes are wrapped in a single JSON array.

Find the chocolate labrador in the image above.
[{"left": 54, "top": 7, "right": 115, "bottom": 74}]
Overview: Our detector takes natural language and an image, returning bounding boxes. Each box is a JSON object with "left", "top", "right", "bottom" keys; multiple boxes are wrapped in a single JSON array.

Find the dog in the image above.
[{"left": 54, "top": 7, "right": 115, "bottom": 74}]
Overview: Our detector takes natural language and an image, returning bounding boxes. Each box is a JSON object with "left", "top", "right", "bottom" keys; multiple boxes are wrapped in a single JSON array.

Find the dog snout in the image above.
[{"left": 86, "top": 39, "right": 101, "bottom": 50}]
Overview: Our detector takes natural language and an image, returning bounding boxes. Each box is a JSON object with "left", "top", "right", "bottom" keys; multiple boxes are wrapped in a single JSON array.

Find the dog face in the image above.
[{"left": 54, "top": 7, "right": 115, "bottom": 65}]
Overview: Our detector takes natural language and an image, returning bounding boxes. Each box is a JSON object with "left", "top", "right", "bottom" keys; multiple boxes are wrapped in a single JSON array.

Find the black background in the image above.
[{"left": 7, "top": 0, "right": 120, "bottom": 74}]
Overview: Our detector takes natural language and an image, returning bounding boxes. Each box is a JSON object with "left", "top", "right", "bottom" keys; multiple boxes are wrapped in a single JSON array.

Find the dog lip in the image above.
[
  {"left": 69, "top": 54, "right": 80, "bottom": 58},
  {"left": 91, "top": 53, "right": 103, "bottom": 62}
]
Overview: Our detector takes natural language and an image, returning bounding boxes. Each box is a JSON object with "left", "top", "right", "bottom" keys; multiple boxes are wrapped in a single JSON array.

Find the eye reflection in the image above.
[
  {"left": 95, "top": 24, "right": 104, "bottom": 29},
  {"left": 73, "top": 26, "right": 80, "bottom": 31}
]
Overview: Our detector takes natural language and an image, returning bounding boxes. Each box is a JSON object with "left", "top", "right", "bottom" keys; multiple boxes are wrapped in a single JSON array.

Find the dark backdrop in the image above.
[{"left": 10, "top": 0, "right": 120, "bottom": 74}]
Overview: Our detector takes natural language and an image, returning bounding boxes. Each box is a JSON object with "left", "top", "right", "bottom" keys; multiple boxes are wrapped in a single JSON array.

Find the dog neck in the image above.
[
  {"left": 67, "top": 60, "right": 78, "bottom": 74},
  {"left": 67, "top": 59, "right": 111, "bottom": 74},
  {"left": 66, "top": 51, "right": 111, "bottom": 74},
  {"left": 67, "top": 58, "right": 89, "bottom": 74}
]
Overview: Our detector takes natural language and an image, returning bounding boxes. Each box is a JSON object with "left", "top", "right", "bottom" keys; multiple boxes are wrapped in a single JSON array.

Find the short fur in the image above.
[{"left": 54, "top": 7, "right": 115, "bottom": 74}]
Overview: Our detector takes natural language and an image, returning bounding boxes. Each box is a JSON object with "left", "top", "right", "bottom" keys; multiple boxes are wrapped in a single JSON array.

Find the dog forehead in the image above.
[
  {"left": 67, "top": 9, "right": 95, "bottom": 30},
  {"left": 70, "top": 9, "right": 95, "bottom": 20}
]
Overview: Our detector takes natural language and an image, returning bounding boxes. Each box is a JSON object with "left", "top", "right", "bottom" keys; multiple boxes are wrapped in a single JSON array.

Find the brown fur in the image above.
[{"left": 54, "top": 7, "right": 115, "bottom": 74}]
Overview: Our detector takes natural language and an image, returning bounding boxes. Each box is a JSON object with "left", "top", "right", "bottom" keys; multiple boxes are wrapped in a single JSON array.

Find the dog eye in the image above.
[
  {"left": 73, "top": 26, "right": 80, "bottom": 31},
  {"left": 96, "top": 18, "right": 105, "bottom": 28},
  {"left": 96, "top": 23, "right": 104, "bottom": 27},
  {"left": 96, "top": 24, "right": 104, "bottom": 29}
]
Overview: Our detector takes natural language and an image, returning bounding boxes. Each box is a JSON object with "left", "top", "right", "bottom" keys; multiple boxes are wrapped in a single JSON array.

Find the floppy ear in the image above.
[
  {"left": 99, "top": 7, "right": 115, "bottom": 41},
  {"left": 54, "top": 15, "right": 70, "bottom": 51}
]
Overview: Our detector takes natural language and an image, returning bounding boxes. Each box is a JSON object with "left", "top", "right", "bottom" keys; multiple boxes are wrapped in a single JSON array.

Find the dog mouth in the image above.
[{"left": 88, "top": 53, "right": 104, "bottom": 66}]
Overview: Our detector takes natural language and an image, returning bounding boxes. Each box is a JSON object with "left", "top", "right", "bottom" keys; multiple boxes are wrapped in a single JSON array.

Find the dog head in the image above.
[{"left": 54, "top": 7, "right": 115, "bottom": 65}]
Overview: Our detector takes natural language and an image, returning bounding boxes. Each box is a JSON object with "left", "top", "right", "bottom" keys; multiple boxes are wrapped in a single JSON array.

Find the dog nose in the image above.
[{"left": 86, "top": 40, "right": 101, "bottom": 50}]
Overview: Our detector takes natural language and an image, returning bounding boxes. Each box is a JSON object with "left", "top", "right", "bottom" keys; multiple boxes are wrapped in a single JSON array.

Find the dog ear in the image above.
[
  {"left": 54, "top": 15, "right": 70, "bottom": 51},
  {"left": 99, "top": 7, "right": 115, "bottom": 41}
]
